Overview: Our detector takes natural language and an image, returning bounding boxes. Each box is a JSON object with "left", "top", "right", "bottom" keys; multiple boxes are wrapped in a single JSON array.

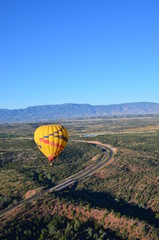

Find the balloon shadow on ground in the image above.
[{"left": 60, "top": 188, "right": 159, "bottom": 229}]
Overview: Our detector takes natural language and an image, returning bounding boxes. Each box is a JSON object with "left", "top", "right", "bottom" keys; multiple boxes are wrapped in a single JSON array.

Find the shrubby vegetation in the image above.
[
  {"left": 83, "top": 132, "right": 159, "bottom": 212},
  {"left": 1, "top": 117, "right": 159, "bottom": 239},
  {"left": 0, "top": 135, "right": 100, "bottom": 209},
  {"left": 2, "top": 211, "right": 121, "bottom": 240}
]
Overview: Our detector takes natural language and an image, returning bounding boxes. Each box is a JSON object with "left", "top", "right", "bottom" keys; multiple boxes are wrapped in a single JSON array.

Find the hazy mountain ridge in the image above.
[{"left": 1, "top": 102, "right": 159, "bottom": 123}]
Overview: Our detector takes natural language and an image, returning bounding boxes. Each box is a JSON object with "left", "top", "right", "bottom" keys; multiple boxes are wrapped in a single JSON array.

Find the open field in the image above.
[
  {"left": 1, "top": 115, "right": 159, "bottom": 136},
  {"left": 0, "top": 116, "right": 159, "bottom": 239}
]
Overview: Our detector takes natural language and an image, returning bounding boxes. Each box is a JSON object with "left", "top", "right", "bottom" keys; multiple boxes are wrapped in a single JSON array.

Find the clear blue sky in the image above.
[{"left": 0, "top": 0, "right": 159, "bottom": 109}]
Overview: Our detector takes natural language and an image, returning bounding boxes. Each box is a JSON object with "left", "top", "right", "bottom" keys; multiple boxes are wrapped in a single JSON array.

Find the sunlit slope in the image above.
[{"left": 1, "top": 102, "right": 159, "bottom": 123}]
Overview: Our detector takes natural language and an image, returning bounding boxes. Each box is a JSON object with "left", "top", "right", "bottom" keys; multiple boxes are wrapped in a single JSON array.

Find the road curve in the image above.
[{"left": 0, "top": 141, "right": 114, "bottom": 217}]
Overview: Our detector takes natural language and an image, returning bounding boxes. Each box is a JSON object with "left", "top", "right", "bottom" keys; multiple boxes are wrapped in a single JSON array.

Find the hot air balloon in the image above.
[{"left": 34, "top": 124, "right": 68, "bottom": 165}]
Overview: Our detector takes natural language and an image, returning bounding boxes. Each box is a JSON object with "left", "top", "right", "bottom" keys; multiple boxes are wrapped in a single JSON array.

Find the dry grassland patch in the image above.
[{"left": 128, "top": 125, "right": 159, "bottom": 132}]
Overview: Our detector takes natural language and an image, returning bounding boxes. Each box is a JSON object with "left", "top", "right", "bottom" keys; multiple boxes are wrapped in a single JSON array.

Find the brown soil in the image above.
[
  {"left": 91, "top": 153, "right": 102, "bottom": 162},
  {"left": 24, "top": 188, "right": 43, "bottom": 199},
  {"left": 0, "top": 193, "right": 154, "bottom": 240},
  {"left": 49, "top": 201, "right": 150, "bottom": 240},
  {"left": 24, "top": 190, "right": 37, "bottom": 199}
]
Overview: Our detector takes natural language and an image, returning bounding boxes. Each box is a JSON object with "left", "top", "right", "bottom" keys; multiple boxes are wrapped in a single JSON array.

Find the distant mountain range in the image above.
[{"left": 1, "top": 102, "right": 159, "bottom": 123}]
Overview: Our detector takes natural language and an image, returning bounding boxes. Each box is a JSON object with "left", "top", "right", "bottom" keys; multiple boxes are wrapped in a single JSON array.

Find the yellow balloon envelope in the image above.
[{"left": 34, "top": 124, "right": 68, "bottom": 164}]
